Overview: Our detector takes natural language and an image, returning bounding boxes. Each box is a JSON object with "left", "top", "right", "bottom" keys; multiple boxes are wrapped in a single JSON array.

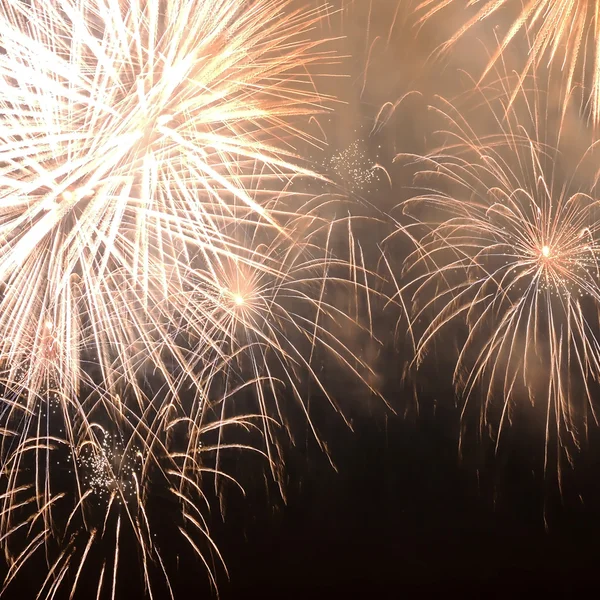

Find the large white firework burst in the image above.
[
  {"left": 0, "top": 0, "right": 335, "bottom": 403},
  {"left": 0, "top": 0, "right": 384, "bottom": 596}
]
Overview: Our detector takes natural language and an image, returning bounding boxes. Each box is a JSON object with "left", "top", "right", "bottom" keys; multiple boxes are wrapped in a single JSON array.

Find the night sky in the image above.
[{"left": 6, "top": 1, "right": 600, "bottom": 598}]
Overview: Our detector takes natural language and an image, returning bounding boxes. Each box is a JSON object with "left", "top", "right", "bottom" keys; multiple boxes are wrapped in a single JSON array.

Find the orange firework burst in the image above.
[
  {"left": 416, "top": 0, "right": 600, "bottom": 125},
  {"left": 394, "top": 76, "right": 600, "bottom": 477},
  {"left": 0, "top": 407, "right": 262, "bottom": 599}
]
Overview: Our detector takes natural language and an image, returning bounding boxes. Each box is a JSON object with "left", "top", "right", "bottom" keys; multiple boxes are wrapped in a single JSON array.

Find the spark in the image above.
[
  {"left": 394, "top": 80, "right": 600, "bottom": 476},
  {"left": 0, "top": 0, "right": 380, "bottom": 597},
  {"left": 416, "top": 0, "right": 600, "bottom": 125}
]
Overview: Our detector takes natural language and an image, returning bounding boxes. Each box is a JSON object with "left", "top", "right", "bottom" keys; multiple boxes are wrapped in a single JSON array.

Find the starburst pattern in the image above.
[
  {"left": 0, "top": 0, "right": 336, "bottom": 403},
  {"left": 416, "top": 0, "right": 600, "bottom": 125},
  {"left": 395, "top": 80, "right": 600, "bottom": 473}
]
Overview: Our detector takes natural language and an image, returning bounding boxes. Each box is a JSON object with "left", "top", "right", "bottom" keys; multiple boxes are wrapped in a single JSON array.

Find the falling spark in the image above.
[
  {"left": 393, "top": 78, "right": 600, "bottom": 478},
  {"left": 416, "top": 0, "right": 600, "bottom": 125}
]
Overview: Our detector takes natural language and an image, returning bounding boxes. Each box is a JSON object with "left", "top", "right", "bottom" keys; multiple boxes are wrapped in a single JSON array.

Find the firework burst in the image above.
[
  {"left": 0, "top": 406, "right": 262, "bottom": 600},
  {"left": 0, "top": 0, "right": 383, "bottom": 595},
  {"left": 416, "top": 0, "right": 600, "bottom": 125},
  {"left": 394, "top": 78, "right": 600, "bottom": 476},
  {"left": 0, "top": 0, "right": 337, "bottom": 403},
  {"left": 206, "top": 214, "right": 381, "bottom": 431}
]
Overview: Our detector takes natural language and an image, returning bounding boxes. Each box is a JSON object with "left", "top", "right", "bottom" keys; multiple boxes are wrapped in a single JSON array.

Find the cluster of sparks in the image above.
[
  {"left": 0, "top": 0, "right": 378, "bottom": 597},
  {"left": 5, "top": 0, "right": 600, "bottom": 597},
  {"left": 317, "top": 137, "right": 383, "bottom": 195},
  {"left": 78, "top": 431, "right": 142, "bottom": 501},
  {"left": 394, "top": 80, "right": 600, "bottom": 477},
  {"left": 416, "top": 0, "right": 600, "bottom": 125}
]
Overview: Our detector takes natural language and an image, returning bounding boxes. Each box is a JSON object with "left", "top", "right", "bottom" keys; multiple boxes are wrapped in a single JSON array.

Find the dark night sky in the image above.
[{"left": 205, "top": 378, "right": 600, "bottom": 600}]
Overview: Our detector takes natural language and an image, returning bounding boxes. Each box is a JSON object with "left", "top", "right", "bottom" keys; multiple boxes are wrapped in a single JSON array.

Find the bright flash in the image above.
[
  {"left": 233, "top": 294, "right": 245, "bottom": 306},
  {"left": 541, "top": 245, "right": 551, "bottom": 258},
  {"left": 61, "top": 188, "right": 91, "bottom": 202}
]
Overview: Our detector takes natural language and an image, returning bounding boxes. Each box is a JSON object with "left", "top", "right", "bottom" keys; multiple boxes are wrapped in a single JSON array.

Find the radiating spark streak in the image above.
[
  {"left": 393, "top": 78, "right": 600, "bottom": 473},
  {"left": 416, "top": 0, "right": 600, "bottom": 125},
  {"left": 96, "top": 564, "right": 107, "bottom": 600},
  {"left": 69, "top": 530, "right": 96, "bottom": 600},
  {"left": 0, "top": 0, "right": 382, "bottom": 597},
  {"left": 111, "top": 515, "right": 120, "bottom": 600}
]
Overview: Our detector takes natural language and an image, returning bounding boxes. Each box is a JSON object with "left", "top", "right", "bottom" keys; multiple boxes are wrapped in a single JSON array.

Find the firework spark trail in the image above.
[
  {"left": 0, "top": 0, "right": 337, "bottom": 405},
  {"left": 392, "top": 75, "right": 600, "bottom": 478},
  {"left": 0, "top": 410, "right": 263, "bottom": 600},
  {"left": 416, "top": 0, "right": 600, "bottom": 126},
  {"left": 0, "top": 0, "right": 383, "bottom": 596}
]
